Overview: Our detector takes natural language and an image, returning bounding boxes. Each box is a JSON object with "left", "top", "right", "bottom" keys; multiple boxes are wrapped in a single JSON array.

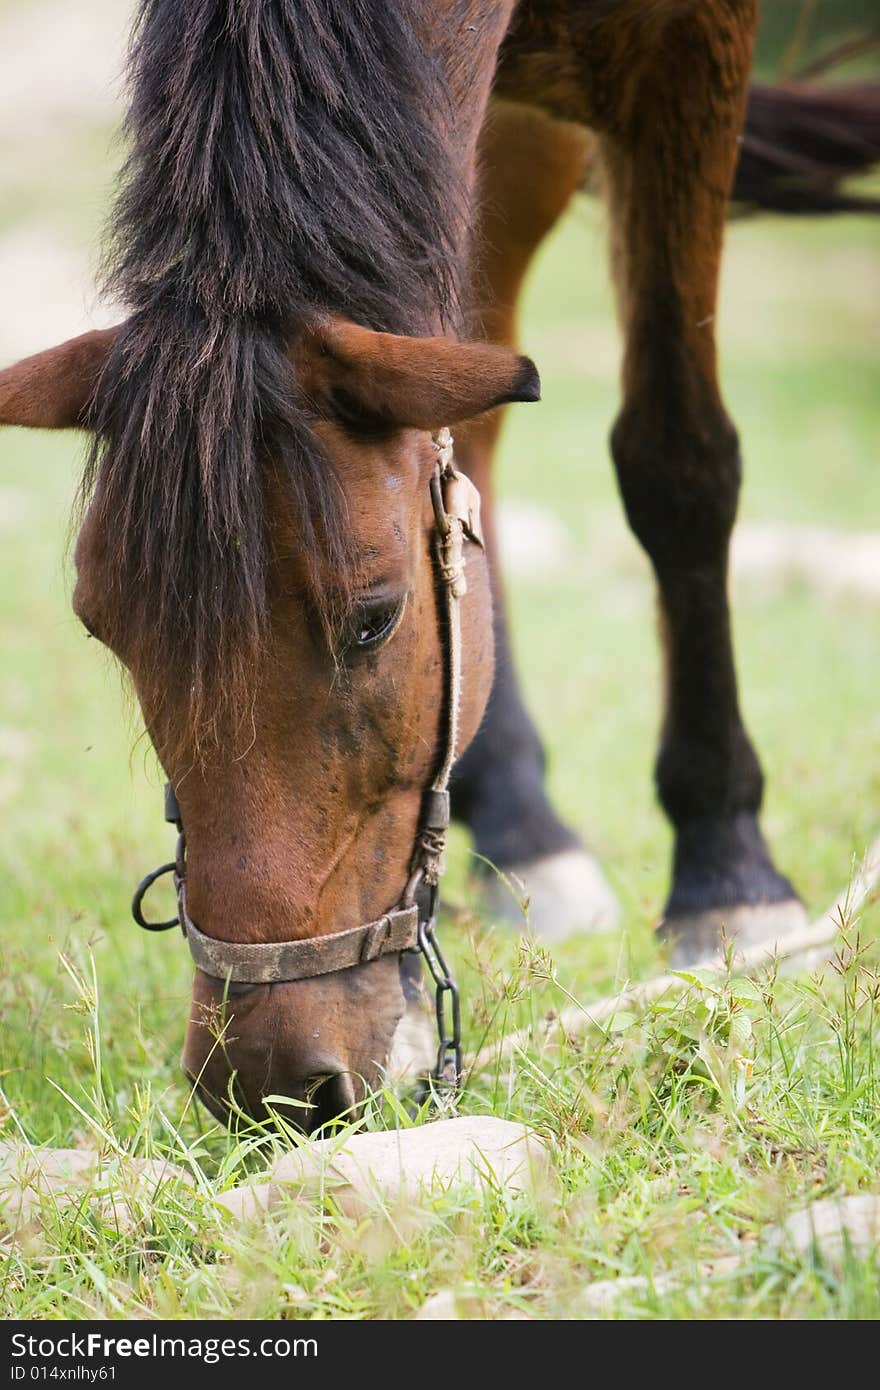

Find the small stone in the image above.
[
  {"left": 574, "top": 1256, "right": 743, "bottom": 1315},
  {"left": 764, "top": 1194, "right": 880, "bottom": 1269},
  {"left": 414, "top": 1287, "right": 532, "bottom": 1320},
  {"left": 215, "top": 1116, "right": 551, "bottom": 1224}
]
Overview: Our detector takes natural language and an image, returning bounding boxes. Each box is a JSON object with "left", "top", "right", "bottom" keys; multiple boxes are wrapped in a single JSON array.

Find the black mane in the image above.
[{"left": 82, "top": 0, "right": 461, "bottom": 747}]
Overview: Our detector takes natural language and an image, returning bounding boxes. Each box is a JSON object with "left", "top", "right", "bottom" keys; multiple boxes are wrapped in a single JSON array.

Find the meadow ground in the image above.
[{"left": 1, "top": 0, "right": 879, "bottom": 1320}]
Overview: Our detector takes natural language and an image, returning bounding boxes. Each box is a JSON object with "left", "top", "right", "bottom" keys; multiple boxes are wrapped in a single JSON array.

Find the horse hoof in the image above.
[
  {"left": 658, "top": 897, "right": 808, "bottom": 968},
  {"left": 480, "top": 848, "right": 622, "bottom": 942}
]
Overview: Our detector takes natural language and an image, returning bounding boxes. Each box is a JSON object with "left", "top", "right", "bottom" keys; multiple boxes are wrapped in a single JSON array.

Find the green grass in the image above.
[{"left": 1, "top": 37, "right": 880, "bottom": 1317}]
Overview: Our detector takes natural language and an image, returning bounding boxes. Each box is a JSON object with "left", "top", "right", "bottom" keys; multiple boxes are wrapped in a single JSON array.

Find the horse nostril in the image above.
[{"left": 306, "top": 1071, "right": 357, "bottom": 1131}]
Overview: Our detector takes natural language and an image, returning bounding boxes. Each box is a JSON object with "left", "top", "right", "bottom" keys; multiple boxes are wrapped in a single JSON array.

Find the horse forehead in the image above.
[
  {"left": 349, "top": 467, "right": 425, "bottom": 552},
  {"left": 264, "top": 434, "right": 430, "bottom": 590},
  {"left": 316, "top": 426, "right": 431, "bottom": 543},
  {"left": 335, "top": 428, "right": 431, "bottom": 492}
]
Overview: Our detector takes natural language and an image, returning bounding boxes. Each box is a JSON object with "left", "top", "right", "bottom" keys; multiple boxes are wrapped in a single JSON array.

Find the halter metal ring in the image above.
[{"left": 132, "top": 861, "right": 180, "bottom": 931}]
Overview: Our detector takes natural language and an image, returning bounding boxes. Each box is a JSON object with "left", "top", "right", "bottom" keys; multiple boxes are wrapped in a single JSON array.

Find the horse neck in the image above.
[{"left": 418, "top": 2, "right": 520, "bottom": 270}]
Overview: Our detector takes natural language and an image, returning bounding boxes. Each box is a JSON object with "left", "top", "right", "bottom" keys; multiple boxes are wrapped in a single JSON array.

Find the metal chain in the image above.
[{"left": 415, "top": 883, "right": 462, "bottom": 1091}]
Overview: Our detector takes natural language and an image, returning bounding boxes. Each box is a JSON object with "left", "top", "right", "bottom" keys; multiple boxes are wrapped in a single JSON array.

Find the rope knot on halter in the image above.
[
  {"left": 431, "top": 425, "right": 480, "bottom": 600},
  {"left": 434, "top": 424, "right": 455, "bottom": 472},
  {"left": 412, "top": 826, "right": 447, "bottom": 887}
]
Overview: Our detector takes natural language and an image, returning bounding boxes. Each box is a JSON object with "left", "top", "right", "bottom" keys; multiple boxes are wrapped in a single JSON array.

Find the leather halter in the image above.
[{"left": 132, "top": 428, "right": 483, "bottom": 1083}]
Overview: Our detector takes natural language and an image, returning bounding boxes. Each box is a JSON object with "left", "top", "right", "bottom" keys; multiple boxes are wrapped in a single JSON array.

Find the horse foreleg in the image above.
[
  {"left": 452, "top": 100, "right": 620, "bottom": 940},
  {"left": 594, "top": 3, "right": 805, "bottom": 963}
]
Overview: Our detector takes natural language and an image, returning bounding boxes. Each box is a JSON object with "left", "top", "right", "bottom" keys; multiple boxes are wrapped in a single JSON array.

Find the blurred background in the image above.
[{"left": 0, "top": 1, "right": 878, "bottom": 1138}]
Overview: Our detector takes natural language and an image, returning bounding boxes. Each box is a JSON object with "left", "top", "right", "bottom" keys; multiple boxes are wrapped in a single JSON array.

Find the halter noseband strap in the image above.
[
  {"left": 131, "top": 428, "right": 482, "bottom": 1085},
  {"left": 182, "top": 897, "right": 420, "bottom": 983}
]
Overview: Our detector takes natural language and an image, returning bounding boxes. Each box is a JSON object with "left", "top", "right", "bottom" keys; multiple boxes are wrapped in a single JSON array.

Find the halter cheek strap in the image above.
[{"left": 131, "top": 428, "right": 483, "bottom": 1086}]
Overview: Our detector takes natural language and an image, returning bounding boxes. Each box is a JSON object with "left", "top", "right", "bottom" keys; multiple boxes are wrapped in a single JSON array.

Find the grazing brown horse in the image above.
[{"left": 1, "top": 1, "right": 877, "bottom": 1128}]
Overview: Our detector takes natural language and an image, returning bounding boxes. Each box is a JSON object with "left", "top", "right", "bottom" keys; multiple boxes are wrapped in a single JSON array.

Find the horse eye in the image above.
[{"left": 345, "top": 594, "right": 407, "bottom": 657}]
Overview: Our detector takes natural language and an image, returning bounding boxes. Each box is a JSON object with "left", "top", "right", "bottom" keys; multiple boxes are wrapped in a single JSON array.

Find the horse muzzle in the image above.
[{"left": 181, "top": 954, "right": 407, "bottom": 1131}]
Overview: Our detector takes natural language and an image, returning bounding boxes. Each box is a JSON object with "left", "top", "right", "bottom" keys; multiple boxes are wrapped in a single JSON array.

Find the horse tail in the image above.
[
  {"left": 735, "top": 80, "right": 880, "bottom": 215},
  {"left": 86, "top": 0, "right": 453, "bottom": 747}
]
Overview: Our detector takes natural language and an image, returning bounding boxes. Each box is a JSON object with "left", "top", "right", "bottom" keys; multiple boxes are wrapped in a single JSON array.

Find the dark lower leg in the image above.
[
  {"left": 656, "top": 556, "right": 796, "bottom": 917},
  {"left": 612, "top": 343, "right": 798, "bottom": 926},
  {"left": 599, "top": 4, "right": 799, "bottom": 929}
]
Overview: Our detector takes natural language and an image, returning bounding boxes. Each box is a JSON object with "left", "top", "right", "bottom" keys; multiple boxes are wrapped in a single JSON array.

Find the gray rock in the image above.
[
  {"left": 764, "top": 1194, "right": 880, "bottom": 1268},
  {"left": 216, "top": 1116, "right": 551, "bottom": 1223},
  {"left": 0, "top": 1141, "right": 189, "bottom": 1236},
  {"left": 1, "top": 1119, "right": 551, "bottom": 1241}
]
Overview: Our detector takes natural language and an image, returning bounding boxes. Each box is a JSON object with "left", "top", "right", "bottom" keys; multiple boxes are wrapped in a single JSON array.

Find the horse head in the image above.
[{"left": 0, "top": 315, "right": 538, "bottom": 1128}]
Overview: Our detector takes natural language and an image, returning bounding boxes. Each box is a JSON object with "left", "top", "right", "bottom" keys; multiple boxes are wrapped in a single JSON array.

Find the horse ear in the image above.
[
  {"left": 0, "top": 326, "right": 120, "bottom": 430},
  {"left": 301, "top": 318, "right": 540, "bottom": 430}
]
